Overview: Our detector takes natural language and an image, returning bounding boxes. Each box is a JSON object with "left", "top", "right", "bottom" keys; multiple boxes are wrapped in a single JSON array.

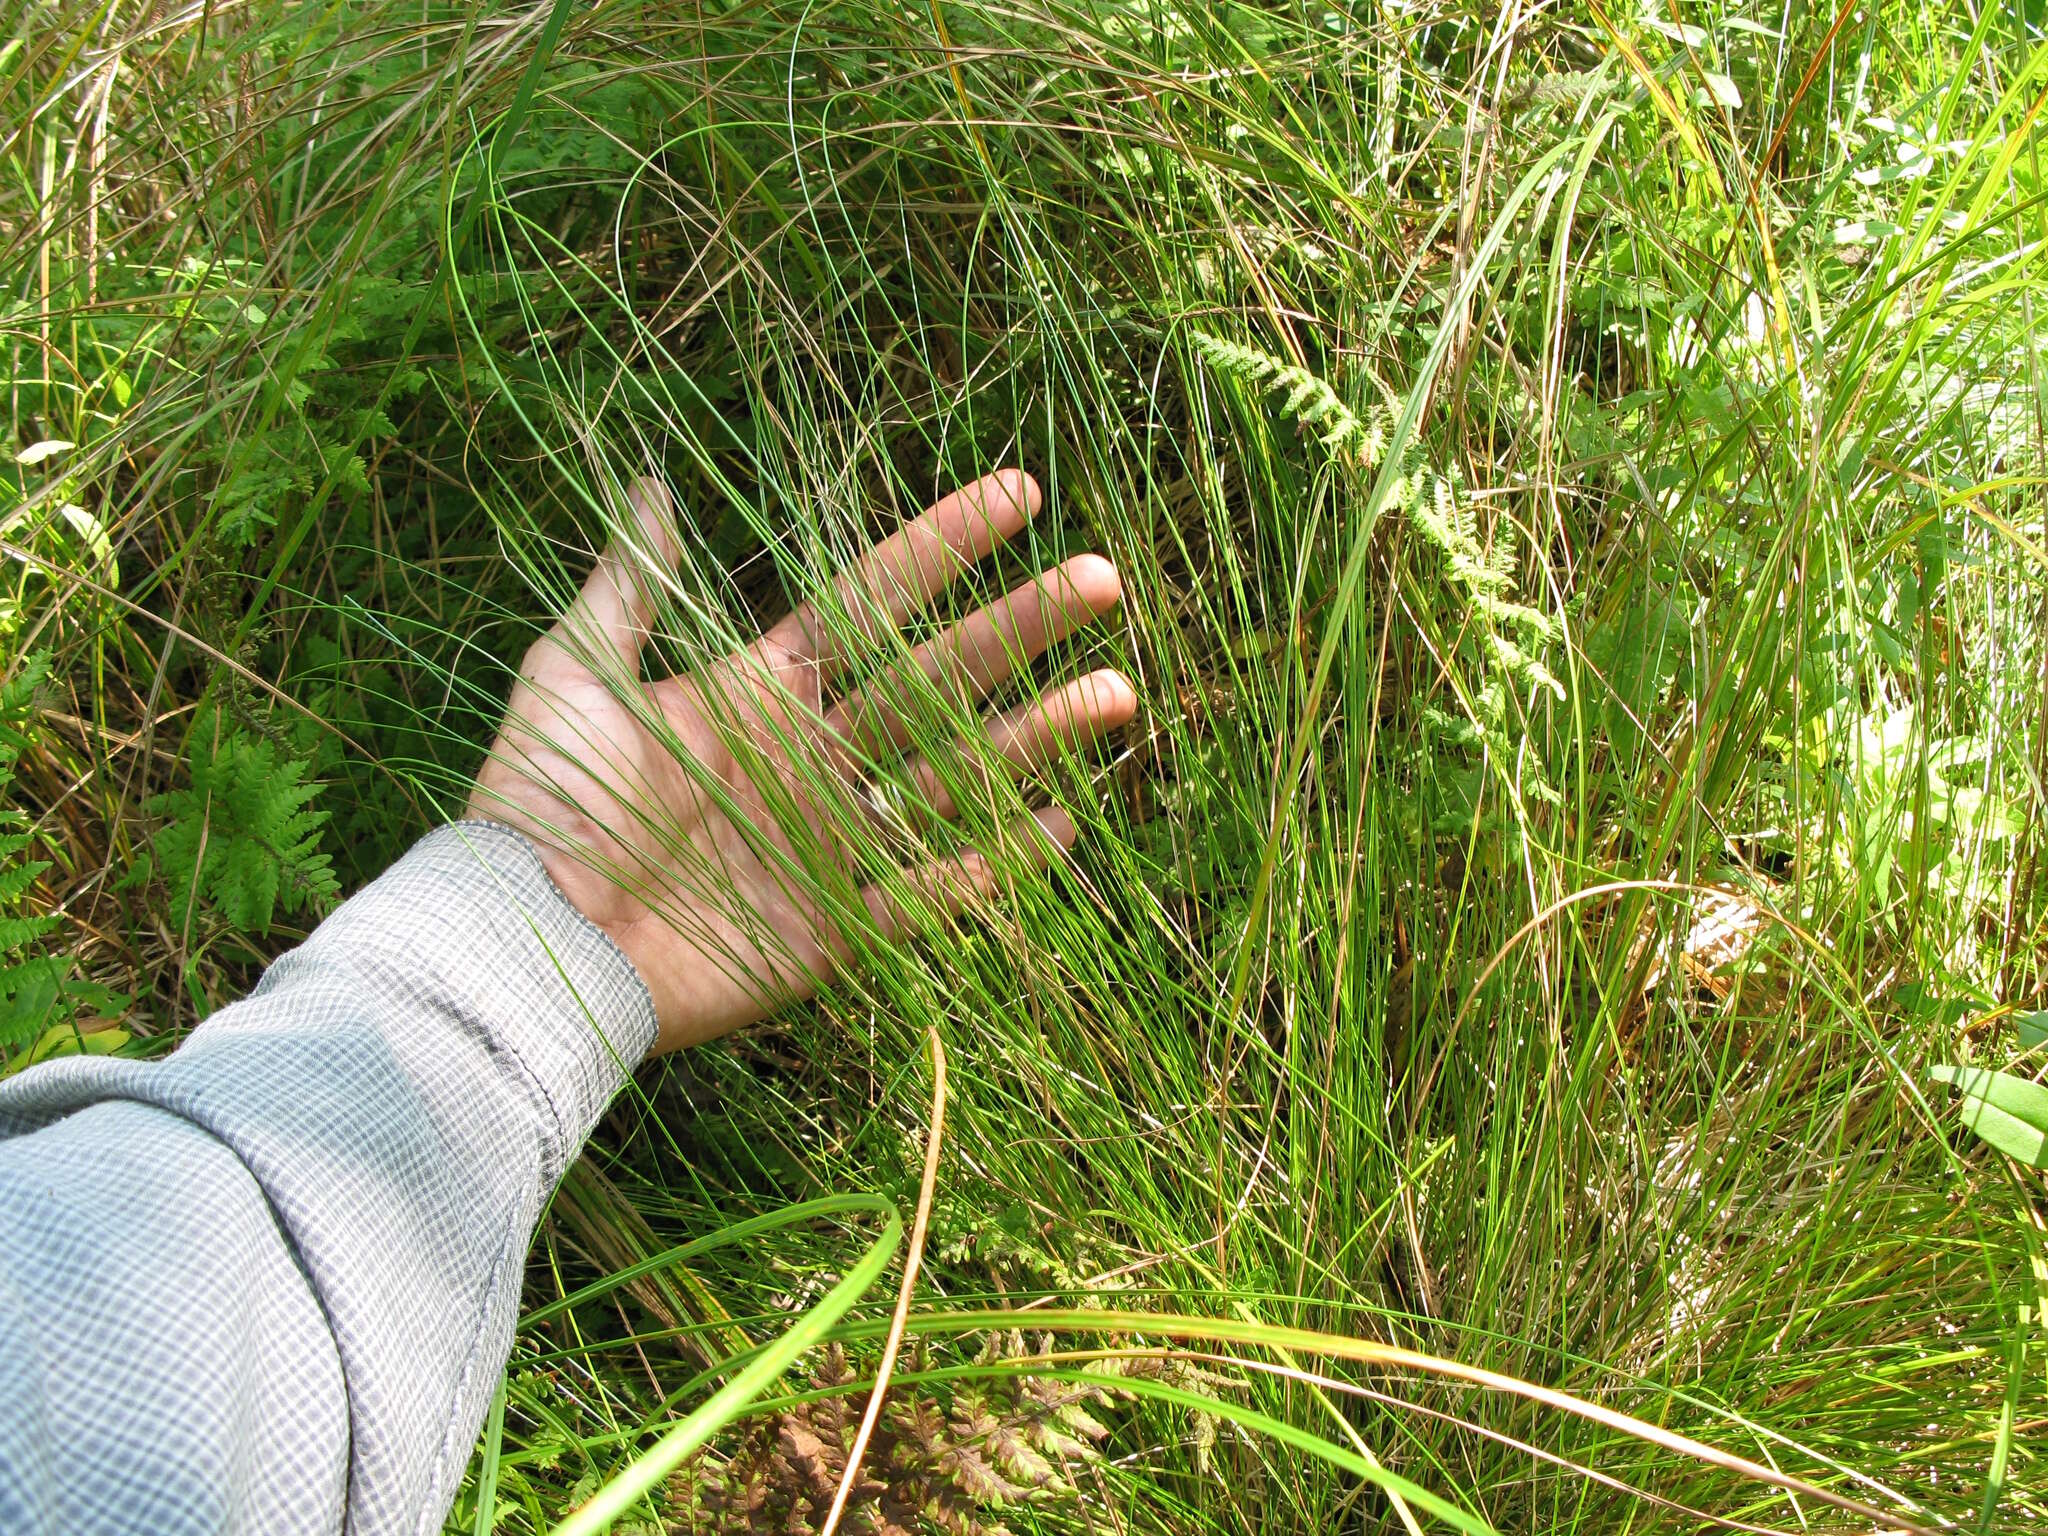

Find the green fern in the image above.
[
  {"left": 147, "top": 708, "right": 340, "bottom": 936},
  {"left": 1401, "top": 468, "right": 1565, "bottom": 704},
  {"left": 0, "top": 654, "right": 63, "bottom": 1052},
  {"left": 1192, "top": 330, "right": 1564, "bottom": 708},
  {"left": 1189, "top": 331, "right": 1391, "bottom": 462}
]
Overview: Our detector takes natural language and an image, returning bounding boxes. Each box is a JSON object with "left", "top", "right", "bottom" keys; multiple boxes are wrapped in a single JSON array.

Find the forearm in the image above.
[{"left": 0, "top": 822, "right": 657, "bottom": 1535}]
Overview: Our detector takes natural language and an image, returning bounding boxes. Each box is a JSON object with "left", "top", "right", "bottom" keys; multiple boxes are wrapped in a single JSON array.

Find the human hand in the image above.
[{"left": 468, "top": 470, "right": 1134, "bottom": 1053}]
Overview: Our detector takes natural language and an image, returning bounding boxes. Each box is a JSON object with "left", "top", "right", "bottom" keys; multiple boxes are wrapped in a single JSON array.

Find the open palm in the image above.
[{"left": 469, "top": 470, "right": 1134, "bottom": 1051}]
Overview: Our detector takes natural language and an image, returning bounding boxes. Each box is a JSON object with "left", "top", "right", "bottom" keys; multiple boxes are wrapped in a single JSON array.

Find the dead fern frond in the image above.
[{"left": 670, "top": 1337, "right": 1117, "bottom": 1536}]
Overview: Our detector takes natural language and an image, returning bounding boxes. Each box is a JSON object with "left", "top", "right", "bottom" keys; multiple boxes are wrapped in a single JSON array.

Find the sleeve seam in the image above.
[
  {"left": 431, "top": 822, "right": 654, "bottom": 1181},
  {"left": 417, "top": 1183, "right": 536, "bottom": 1536}
]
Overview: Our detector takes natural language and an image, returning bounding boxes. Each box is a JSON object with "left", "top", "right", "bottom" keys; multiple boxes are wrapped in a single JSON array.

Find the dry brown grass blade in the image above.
[{"left": 819, "top": 1025, "right": 947, "bottom": 1536}]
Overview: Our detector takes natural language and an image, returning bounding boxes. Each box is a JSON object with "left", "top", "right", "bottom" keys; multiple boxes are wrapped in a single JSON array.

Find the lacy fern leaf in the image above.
[
  {"left": 147, "top": 710, "right": 340, "bottom": 936},
  {"left": 1190, "top": 330, "right": 1390, "bottom": 461},
  {"left": 1192, "top": 331, "right": 1564, "bottom": 710},
  {"left": 1401, "top": 469, "right": 1565, "bottom": 705},
  {"left": 0, "top": 654, "right": 62, "bottom": 1052}
]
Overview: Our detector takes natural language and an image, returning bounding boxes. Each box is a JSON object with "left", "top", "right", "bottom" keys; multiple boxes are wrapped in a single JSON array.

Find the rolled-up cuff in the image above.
[
  {"left": 0, "top": 817, "right": 660, "bottom": 1534},
  {"left": 327, "top": 819, "right": 659, "bottom": 1181}
]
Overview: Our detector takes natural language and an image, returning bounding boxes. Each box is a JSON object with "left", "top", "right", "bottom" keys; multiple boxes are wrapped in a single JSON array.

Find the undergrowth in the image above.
[{"left": 5, "top": 0, "right": 2047, "bottom": 1532}]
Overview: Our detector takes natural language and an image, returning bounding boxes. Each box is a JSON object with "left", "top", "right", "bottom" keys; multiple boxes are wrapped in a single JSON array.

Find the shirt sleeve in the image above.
[{"left": 0, "top": 820, "right": 659, "bottom": 1536}]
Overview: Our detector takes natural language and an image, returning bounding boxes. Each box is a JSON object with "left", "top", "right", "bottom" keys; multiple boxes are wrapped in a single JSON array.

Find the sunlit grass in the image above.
[{"left": 4, "top": 0, "right": 2046, "bottom": 1531}]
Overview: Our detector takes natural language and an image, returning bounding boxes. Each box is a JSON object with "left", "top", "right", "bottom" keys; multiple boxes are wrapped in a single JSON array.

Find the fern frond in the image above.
[
  {"left": 1474, "top": 593, "right": 1559, "bottom": 641},
  {"left": 0, "top": 912, "right": 58, "bottom": 954},
  {"left": 1191, "top": 330, "right": 1392, "bottom": 465},
  {"left": 0, "top": 653, "right": 51, "bottom": 769},
  {"left": 148, "top": 708, "right": 339, "bottom": 936},
  {"left": 0, "top": 653, "right": 72, "bottom": 1055},
  {"left": 1402, "top": 471, "right": 1569, "bottom": 717},
  {"left": 0, "top": 860, "right": 50, "bottom": 910},
  {"left": 1193, "top": 337, "right": 1569, "bottom": 777}
]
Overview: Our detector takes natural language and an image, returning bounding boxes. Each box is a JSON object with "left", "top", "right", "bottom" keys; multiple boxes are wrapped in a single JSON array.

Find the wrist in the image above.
[
  {"left": 408, "top": 822, "right": 661, "bottom": 1118},
  {"left": 448, "top": 811, "right": 676, "bottom": 1039}
]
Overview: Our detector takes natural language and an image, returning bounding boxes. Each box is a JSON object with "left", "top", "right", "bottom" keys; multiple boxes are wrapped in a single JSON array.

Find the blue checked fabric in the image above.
[{"left": 0, "top": 822, "right": 657, "bottom": 1535}]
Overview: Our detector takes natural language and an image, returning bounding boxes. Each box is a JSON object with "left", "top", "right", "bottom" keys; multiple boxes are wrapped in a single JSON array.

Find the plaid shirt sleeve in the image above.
[{"left": 0, "top": 821, "right": 658, "bottom": 1536}]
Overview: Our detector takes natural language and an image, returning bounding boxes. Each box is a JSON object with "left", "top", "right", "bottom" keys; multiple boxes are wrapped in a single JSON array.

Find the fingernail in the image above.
[
  {"left": 1062, "top": 553, "right": 1122, "bottom": 609},
  {"left": 1087, "top": 669, "right": 1138, "bottom": 722},
  {"left": 1002, "top": 468, "right": 1043, "bottom": 519},
  {"left": 1035, "top": 804, "right": 1079, "bottom": 849}
]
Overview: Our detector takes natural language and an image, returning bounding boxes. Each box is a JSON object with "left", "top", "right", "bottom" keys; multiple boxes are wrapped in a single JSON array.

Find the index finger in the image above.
[
  {"left": 553, "top": 476, "right": 682, "bottom": 676},
  {"left": 759, "top": 469, "right": 1040, "bottom": 684}
]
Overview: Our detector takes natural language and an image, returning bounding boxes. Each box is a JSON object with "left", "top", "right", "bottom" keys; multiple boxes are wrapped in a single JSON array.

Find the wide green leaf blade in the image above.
[{"left": 1929, "top": 1066, "right": 2048, "bottom": 1165}]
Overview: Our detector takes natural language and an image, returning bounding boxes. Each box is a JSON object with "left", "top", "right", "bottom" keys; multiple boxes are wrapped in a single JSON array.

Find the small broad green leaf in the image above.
[
  {"left": 1702, "top": 73, "right": 1741, "bottom": 109},
  {"left": 1929, "top": 1065, "right": 2048, "bottom": 1166},
  {"left": 1855, "top": 158, "right": 1932, "bottom": 186},
  {"left": 1, "top": 1021, "right": 130, "bottom": 1077},
  {"left": 1894, "top": 982, "right": 1975, "bottom": 1030},
  {"left": 1587, "top": 590, "right": 1690, "bottom": 746},
  {"left": 1644, "top": 17, "right": 1709, "bottom": 45},
  {"left": 15, "top": 440, "right": 73, "bottom": 466},
  {"left": 0, "top": 958, "right": 62, "bottom": 1049},
  {"left": 2017, "top": 1012, "right": 2048, "bottom": 1052},
  {"left": 57, "top": 503, "right": 118, "bottom": 584},
  {"left": 1940, "top": 1097, "right": 2045, "bottom": 1167}
]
